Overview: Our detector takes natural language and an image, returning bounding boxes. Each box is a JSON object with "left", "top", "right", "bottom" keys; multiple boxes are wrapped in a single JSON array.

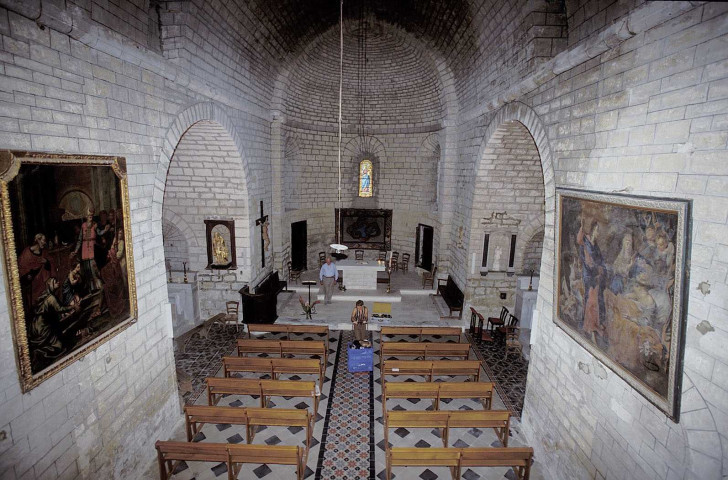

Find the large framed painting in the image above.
[
  {"left": 555, "top": 188, "right": 690, "bottom": 421},
  {"left": 204, "top": 219, "right": 236, "bottom": 270},
  {"left": 0, "top": 150, "right": 137, "bottom": 392},
  {"left": 335, "top": 208, "right": 392, "bottom": 250}
]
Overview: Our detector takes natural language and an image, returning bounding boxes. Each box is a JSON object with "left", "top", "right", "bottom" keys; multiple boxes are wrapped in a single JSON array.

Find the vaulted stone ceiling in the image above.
[{"left": 237, "top": 0, "right": 476, "bottom": 58}]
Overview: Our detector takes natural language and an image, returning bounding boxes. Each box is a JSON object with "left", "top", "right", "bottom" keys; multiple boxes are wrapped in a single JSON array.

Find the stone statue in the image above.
[{"left": 213, "top": 231, "right": 229, "bottom": 264}]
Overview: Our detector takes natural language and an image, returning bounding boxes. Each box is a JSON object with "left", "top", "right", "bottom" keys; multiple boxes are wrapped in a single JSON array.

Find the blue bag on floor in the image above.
[{"left": 347, "top": 342, "right": 373, "bottom": 372}]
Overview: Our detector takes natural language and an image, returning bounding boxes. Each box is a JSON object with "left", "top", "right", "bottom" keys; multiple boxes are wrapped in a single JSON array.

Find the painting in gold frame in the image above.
[
  {"left": 0, "top": 150, "right": 137, "bottom": 392},
  {"left": 555, "top": 188, "right": 690, "bottom": 421}
]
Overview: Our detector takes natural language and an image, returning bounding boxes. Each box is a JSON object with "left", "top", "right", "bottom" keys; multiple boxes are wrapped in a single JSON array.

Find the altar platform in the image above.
[{"left": 278, "top": 268, "right": 468, "bottom": 331}]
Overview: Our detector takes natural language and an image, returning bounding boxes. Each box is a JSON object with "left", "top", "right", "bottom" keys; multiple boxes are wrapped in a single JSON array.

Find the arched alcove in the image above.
[{"left": 162, "top": 119, "right": 251, "bottom": 322}]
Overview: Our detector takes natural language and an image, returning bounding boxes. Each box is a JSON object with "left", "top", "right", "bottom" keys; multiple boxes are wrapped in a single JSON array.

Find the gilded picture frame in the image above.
[
  {"left": 554, "top": 188, "right": 690, "bottom": 421},
  {"left": 0, "top": 150, "right": 138, "bottom": 392}
]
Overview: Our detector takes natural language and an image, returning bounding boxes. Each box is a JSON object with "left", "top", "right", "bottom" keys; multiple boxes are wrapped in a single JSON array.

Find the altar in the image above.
[{"left": 336, "top": 259, "right": 385, "bottom": 290}]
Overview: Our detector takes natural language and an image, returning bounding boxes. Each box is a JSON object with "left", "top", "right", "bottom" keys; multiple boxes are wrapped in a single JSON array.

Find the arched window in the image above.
[{"left": 358, "top": 159, "right": 373, "bottom": 197}]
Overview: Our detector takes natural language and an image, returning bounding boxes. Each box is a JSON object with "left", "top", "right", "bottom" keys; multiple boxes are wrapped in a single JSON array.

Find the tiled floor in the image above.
[{"left": 166, "top": 269, "right": 541, "bottom": 480}]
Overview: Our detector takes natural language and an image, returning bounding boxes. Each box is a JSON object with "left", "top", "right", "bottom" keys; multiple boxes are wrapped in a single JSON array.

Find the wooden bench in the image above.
[
  {"left": 247, "top": 324, "right": 330, "bottom": 352},
  {"left": 386, "top": 446, "right": 533, "bottom": 480},
  {"left": 382, "top": 381, "right": 494, "bottom": 411},
  {"left": 156, "top": 441, "right": 232, "bottom": 480},
  {"left": 381, "top": 360, "right": 482, "bottom": 383},
  {"left": 379, "top": 342, "right": 471, "bottom": 370},
  {"left": 228, "top": 444, "right": 304, "bottom": 480},
  {"left": 384, "top": 410, "right": 511, "bottom": 450},
  {"left": 222, "top": 356, "right": 324, "bottom": 390},
  {"left": 236, "top": 339, "right": 328, "bottom": 367},
  {"left": 434, "top": 275, "right": 464, "bottom": 319},
  {"left": 206, "top": 377, "right": 320, "bottom": 414},
  {"left": 184, "top": 405, "right": 313, "bottom": 453},
  {"left": 379, "top": 326, "right": 463, "bottom": 343}
]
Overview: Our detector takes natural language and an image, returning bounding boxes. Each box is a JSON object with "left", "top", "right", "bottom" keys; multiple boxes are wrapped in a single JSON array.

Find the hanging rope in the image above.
[{"left": 337, "top": 0, "right": 343, "bottom": 240}]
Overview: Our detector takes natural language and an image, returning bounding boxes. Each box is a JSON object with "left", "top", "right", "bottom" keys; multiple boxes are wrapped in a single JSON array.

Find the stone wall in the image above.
[
  {"left": 0, "top": 2, "right": 273, "bottom": 478},
  {"left": 448, "top": 3, "right": 728, "bottom": 479}
]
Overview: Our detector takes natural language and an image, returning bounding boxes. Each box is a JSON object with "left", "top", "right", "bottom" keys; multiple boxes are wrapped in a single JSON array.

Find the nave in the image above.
[{"left": 159, "top": 322, "right": 537, "bottom": 480}]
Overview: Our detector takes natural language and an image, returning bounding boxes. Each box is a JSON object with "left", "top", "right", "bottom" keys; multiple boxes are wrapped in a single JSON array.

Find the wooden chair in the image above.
[
  {"left": 469, "top": 307, "right": 478, "bottom": 336},
  {"left": 355, "top": 249, "right": 364, "bottom": 260},
  {"left": 318, "top": 251, "right": 326, "bottom": 267},
  {"left": 287, "top": 261, "right": 302, "bottom": 284},
  {"left": 390, "top": 251, "right": 399, "bottom": 271},
  {"left": 399, "top": 253, "right": 410, "bottom": 273},
  {"left": 505, "top": 325, "right": 522, "bottom": 359},
  {"left": 422, "top": 265, "right": 437, "bottom": 289},
  {"left": 378, "top": 250, "right": 387, "bottom": 261},
  {"left": 488, "top": 306, "right": 508, "bottom": 333},
  {"left": 224, "top": 301, "right": 240, "bottom": 331}
]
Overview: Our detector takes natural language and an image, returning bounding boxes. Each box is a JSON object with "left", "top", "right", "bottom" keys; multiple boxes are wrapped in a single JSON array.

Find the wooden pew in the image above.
[
  {"left": 386, "top": 446, "right": 534, "bottom": 480},
  {"left": 222, "top": 357, "right": 324, "bottom": 390},
  {"left": 247, "top": 323, "right": 330, "bottom": 352},
  {"left": 183, "top": 405, "right": 314, "bottom": 455},
  {"left": 245, "top": 408, "right": 313, "bottom": 455},
  {"left": 438, "top": 382, "right": 494, "bottom": 410},
  {"left": 381, "top": 360, "right": 482, "bottom": 383},
  {"left": 379, "top": 326, "right": 463, "bottom": 343},
  {"left": 228, "top": 444, "right": 305, "bottom": 480},
  {"left": 379, "top": 342, "right": 471, "bottom": 371},
  {"left": 459, "top": 447, "right": 533, "bottom": 480},
  {"left": 382, "top": 381, "right": 493, "bottom": 412},
  {"left": 184, "top": 404, "right": 248, "bottom": 441},
  {"left": 237, "top": 339, "right": 328, "bottom": 367},
  {"left": 155, "top": 441, "right": 232, "bottom": 480},
  {"left": 446, "top": 410, "right": 510, "bottom": 447},
  {"left": 206, "top": 377, "right": 319, "bottom": 413},
  {"left": 384, "top": 410, "right": 511, "bottom": 450},
  {"left": 386, "top": 447, "right": 460, "bottom": 480}
]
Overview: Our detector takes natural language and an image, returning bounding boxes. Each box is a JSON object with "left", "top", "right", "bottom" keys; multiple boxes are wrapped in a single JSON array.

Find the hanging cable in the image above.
[{"left": 337, "top": 0, "right": 343, "bottom": 241}]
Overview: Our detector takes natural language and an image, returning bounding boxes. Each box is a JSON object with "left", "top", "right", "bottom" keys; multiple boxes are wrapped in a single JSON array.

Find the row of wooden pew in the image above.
[
  {"left": 379, "top": 327, "right": 534, "bottom": 480},
  {"left": 157, "top": 323, "right": 331, "bottom": 479}
]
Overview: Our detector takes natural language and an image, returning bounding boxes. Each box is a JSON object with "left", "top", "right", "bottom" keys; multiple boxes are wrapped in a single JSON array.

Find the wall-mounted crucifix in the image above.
[{"left": 255, "top": 200, "right": 268, "bottom": 268}]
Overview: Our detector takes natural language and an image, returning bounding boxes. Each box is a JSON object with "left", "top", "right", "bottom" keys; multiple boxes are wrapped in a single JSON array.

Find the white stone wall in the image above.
[
  {"left": 0, "top": 3, "right": 273, "bottom": 478},
  {"left": 449, "top": 3, "right": 728, "bottom": 479}
]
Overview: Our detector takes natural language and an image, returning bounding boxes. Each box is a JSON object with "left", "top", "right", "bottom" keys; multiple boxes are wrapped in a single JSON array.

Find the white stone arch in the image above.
[
  {"left": 162, "top": 209, "right": 198, "bottom": 267},
  {"left": 343, "top": 135, "right": 387, "bottom": 197},
  {"left": 152, "top": 101, "right": 251, "bottom": 226},
  {"left": 517, "top": 215, "right": 545, "bottom": 274},
  {"left": 469, "top": 101, "right": 556, "bottom": 283}
]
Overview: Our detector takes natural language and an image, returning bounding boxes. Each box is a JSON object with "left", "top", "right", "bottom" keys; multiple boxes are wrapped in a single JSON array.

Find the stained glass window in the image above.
[{"left": 358, "top": 159, "right": 373, "bottom": 197}]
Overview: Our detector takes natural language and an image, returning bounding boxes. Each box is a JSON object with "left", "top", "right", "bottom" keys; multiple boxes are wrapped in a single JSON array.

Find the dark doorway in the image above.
[
  {"left": 291, "top": 221, "right": 307, "bottom": 271},
  {"left": 415, "top": 224, "right": 434, "bottom": 271}
]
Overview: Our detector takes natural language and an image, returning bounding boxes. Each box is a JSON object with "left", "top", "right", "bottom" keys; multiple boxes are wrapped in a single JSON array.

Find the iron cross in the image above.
[{"left": 255, "top": 200, "right": 268, "bottom": 268}]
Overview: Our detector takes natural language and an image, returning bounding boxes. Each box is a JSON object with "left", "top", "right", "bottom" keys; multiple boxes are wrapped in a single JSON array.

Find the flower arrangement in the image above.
[{"left": 299, "top": 296, "right": 321, "bottom": 319}]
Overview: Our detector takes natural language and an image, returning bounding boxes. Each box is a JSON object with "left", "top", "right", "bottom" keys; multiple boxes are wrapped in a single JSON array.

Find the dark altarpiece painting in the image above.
[
  {"left": 335, "top": 208, "right": 392, "bottom": 251},
  {"left": 0, "top": 151, "right": 137, "bottom": 392}
]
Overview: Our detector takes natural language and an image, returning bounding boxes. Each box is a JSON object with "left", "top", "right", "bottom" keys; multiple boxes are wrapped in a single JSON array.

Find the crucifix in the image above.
[{"left": 255, "top": 200, "right": 268, "bottom": 268}]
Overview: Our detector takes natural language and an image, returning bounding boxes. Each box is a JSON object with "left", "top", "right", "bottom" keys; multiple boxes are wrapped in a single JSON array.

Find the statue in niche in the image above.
[{"left": 212, "top": 231, "right": 229, "bottom": 265}]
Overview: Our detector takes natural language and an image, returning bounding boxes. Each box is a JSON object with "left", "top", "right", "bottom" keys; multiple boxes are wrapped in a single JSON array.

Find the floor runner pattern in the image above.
[{"left": 315, "top": 330, "right": 375, "bottom": 480}]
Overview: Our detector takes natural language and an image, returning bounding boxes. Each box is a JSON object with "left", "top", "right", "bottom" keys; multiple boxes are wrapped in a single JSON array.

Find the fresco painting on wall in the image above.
[
  {"left": 555, "top": 188, "right": 690, "bottom": 421},
  {"left": 0, "top": 151, "right": 137, "bottom": 392}
]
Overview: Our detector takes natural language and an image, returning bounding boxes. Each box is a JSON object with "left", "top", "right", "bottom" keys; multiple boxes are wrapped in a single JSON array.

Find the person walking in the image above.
[{"left": 319, "top": 256, "right": 338, "bottom": 304}]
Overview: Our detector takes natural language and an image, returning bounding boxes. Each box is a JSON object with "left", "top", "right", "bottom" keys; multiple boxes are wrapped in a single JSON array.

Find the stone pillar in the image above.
[{"left": 271, "top": 110, "right": 285, "bottom": 274}]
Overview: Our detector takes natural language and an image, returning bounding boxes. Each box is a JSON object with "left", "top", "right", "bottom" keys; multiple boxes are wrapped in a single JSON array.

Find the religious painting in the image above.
[
  {"left": 0, "top": 150, "right": 137, "bottom": 392},
  {"left": 555, "top": 188, "right": 690, "bottom": 421},
  {"left": 204, "top": 219, "right": 236, "bottom": 270},
  {"left": 358, "top": 159, "right": 373, "bottom": 197},
  {"left": 336, "top": 208, "right": 392, "bottom": 251}
]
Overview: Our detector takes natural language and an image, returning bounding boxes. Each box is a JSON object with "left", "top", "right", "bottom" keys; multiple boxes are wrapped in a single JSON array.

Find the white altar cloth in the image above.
[{"left": 336, "top": 259, "right": 385, "bottom": 290}]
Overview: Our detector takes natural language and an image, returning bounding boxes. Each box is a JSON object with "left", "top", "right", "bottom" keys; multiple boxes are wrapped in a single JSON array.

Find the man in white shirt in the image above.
[{"left": 319, "top": 257, "right": 338, "bottom": 304}]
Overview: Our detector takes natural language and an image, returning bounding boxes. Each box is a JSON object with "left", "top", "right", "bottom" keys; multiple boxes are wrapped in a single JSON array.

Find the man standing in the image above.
[{"left": 319, "top": 256, "right": 338, "bottom": 304}]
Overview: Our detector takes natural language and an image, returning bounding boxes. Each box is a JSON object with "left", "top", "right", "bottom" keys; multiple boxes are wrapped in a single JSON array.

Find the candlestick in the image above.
[
  {"left": 528, "top": 269, "right": 533, "bottom": 291},
  {"left": 183, "top": 262, "right": 188, "bottom": 284}
]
